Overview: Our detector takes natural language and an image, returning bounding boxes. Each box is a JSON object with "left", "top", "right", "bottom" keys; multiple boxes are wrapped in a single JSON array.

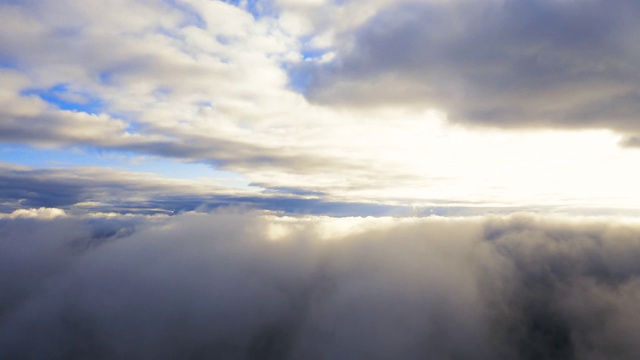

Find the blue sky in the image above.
[{"left": 21, "top": 83, "right": 104, "bottom": 114}]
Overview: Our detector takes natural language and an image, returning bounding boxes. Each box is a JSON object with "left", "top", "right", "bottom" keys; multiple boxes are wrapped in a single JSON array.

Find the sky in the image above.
[
  {"left": 3, "top": 0, "right": 640, "bottom": 358},
  {"left": 2, "top": 0, "right": 640, "bottom": 216}
]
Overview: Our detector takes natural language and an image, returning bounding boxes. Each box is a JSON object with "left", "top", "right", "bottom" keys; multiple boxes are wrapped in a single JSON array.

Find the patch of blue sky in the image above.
[
  {"left": 21, "top": 83, "right": 103, "bottom": 115},
  {"left": 282, "top": 38, "right": 331, "bottom": 93},
  {"left": 222, "top": 0, "right": 278, "bottom": 19},
  {"left": 286, "top": 65, "right": 312, "bottom": 93},
  {"left": 0, "top": 56, "right": 18, "bottom": 69},
  {"left": 0, "top": 145, "right": 251, "bottom": 188},
  {"left": 125, "top": 121, "right": 146, "bottom": 134},
  {"left": 297, "top": 33, "right": 331, "bottom": 57},
  {"left": 98, "top": 70, "right": 113, "bottom": 85},
  {"left": 301, "top": 48, "right": 329, "bottom": 61},
  {"left": 0, "top": 145, "right": 109, "bottom": 168}
]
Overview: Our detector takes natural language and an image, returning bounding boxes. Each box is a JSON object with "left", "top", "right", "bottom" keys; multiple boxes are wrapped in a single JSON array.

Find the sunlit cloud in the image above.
[
  {"left": 2, "top": 211, "right": 640, "bottom": 358},
  {"left": 4, "top": 1, "right": 640, "bottom": 356}
]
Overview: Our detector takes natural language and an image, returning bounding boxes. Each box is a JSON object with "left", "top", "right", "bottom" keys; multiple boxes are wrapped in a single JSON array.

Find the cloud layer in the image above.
[
  {"left": 2, "top": 211, "right": 640, "bottom": 359},
  {"left": 0, "top": 164, "right": 428, "bottom": 216},
  {"left": 304, "top": 0, "right": 640, "bottom": 139}
]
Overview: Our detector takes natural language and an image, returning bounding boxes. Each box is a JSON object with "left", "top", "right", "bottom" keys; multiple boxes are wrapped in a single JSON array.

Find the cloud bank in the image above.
[
  {"left": 304, "top": 0, "right": 640, "bottom": 140},
  {"left": 2, "top": 210, "right": 640, "bottom": 359}
]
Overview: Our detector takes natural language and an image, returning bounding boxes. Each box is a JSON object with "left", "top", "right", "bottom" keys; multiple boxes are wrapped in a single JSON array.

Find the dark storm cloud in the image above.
[
  {"left": 2, "top": 211, "right": 640, "bottom": 358},
  {"left": 304, "top": 0, "right": 640, "bottom": 139}
]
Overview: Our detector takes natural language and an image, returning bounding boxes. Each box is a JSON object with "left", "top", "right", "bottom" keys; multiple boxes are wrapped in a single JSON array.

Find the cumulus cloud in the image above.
[
  {"left": 0, "top": 0, "right": 340, "bottom": 171},
  {"left": 1, "top": 0, "right": 405, "bottom": 183},
  {"left": 2, "top": 210, "right": 640, "bottom": 359},
  {"left": 0, "top": 69, "right": 150, "bottom": 147},
  {"left": 303, "top": 0, "right": 640, "bottom": 140}
]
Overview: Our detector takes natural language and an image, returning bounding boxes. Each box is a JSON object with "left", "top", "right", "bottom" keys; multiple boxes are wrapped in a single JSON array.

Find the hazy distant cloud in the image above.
[
  {"left": 0, "top": 164, "right": 422, "bottom": 216},
  {"left": 0, "top": 163, "right": 251, "bottom": 213},
  {"left": 3, "top": 211, "right": 640, "bottom": 358},
  {"left": 304, "top": 0, "right": 640, "bottom": 139}
]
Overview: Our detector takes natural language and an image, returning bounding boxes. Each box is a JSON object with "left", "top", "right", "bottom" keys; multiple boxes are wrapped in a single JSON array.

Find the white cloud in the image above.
[{"left": 0, "top": 207, "right": 67, "bottom": 220}]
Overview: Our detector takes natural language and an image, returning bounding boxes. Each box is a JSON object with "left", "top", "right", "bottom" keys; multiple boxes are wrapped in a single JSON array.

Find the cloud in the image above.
[
  {"left": 0, "top": 68, "right": 347, "bottom": 176},
  {"left": 0, "top": 207, "right": 67, "bottom": 220},
  {"left": 302, "top": 0, "right": 640, "bottom": 140},
  {"left": 0, "top": 163, "right": 253, "bottom": 213},
  {"left": 0, "top": 163, "right": 425, "bottom": 216},
  {"left": 1, "top": 0, "right": 400, "bottom": 184},
  {"left": 2, "top": 211, "right": 640, "bottom": 358},
  {"left": 0, "top": 0, "right": 338, "bottom": 171},
  {"left": 15, "top": 161, "right": 640, "bottom": 218}
]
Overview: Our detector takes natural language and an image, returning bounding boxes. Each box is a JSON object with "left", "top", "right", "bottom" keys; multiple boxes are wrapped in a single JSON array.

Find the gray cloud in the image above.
[
  {"left": 303, "top": 0, "right": 640, "bottom": 139},
  {"left": 0, "top": 164, "right": 425, "bottom": 216},
  {"left": 2, "top": 211, "right": 640, "bottom": 358},
  {"left": 10, "top": 162, "right": 624, "bottom": 217},
  {"left": 0, "top": 163, "right": 272, "bottom": 215},
  {"left": 0, "top": 100, "right": 350, "bottom": 176}
]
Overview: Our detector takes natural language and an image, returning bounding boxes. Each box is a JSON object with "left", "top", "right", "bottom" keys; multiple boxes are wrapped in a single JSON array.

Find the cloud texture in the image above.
[
  {"left": 2, "top": 210, "right": 640, "bottom": 359},
  {"left": 304, "top": 0, "right": 640, "bottom": 138},
  {"left": 4, "top": 0, "right": 640, "bottom": 209}
]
